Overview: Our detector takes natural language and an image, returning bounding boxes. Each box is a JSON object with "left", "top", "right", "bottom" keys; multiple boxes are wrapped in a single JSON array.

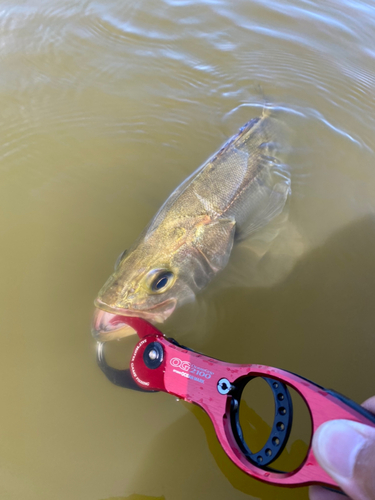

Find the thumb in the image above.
[{"left": 312, "top": 419, "right": 375, "bottom": 500}]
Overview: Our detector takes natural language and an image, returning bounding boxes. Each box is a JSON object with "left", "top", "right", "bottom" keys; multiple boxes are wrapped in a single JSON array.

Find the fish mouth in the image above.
[{"left": 92, "top": 298, "right": 177, "bottom": 341}]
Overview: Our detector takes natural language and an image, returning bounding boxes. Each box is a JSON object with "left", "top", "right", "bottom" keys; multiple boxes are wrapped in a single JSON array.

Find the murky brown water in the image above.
[{"left": 1, "top": 0, "right": 375, "bottom": 499}]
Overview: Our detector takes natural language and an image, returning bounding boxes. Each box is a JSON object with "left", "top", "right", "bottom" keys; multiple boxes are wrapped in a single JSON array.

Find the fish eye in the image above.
[
  {"left": 114, "top": 249, "right": 127, "bottom": 270},
  {"left": 151, "top": 271, "right": 174, "bottom": 293}
]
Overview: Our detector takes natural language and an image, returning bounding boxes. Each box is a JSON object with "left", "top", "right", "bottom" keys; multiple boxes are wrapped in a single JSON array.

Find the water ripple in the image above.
[{"left": 1, "top": 0, "right": 375, "bottom": 192}]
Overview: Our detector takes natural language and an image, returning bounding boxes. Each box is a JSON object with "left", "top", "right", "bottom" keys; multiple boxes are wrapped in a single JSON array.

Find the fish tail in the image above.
[
  {"left": 261, "top": 103, "right": 272, "bottom": 119},
  {"left": 254, "top": 83, "right": 273, "bottom": 119}
]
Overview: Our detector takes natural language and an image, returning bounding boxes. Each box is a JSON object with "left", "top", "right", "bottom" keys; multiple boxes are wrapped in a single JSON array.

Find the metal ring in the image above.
[{"left": 96, "top": 341, "right": 153, "bottom": 391}]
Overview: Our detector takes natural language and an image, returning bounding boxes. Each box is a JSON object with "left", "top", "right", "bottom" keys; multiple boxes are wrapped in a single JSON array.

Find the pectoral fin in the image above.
[
  {"left": 193, "top": 218, "right": 236, "bottom": 273},
  {"left": 235, "top": 158, "right": 291, "bottom": 242}
]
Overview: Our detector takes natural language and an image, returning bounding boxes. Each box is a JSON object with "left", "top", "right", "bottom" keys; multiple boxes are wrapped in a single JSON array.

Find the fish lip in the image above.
[
  {"left": 91, "top": 308, "right": 138, "bottom": 341},
  {"left": 94, "top": 297, "right": 177, "bottom": 320},
  {"left": 92, "top": 297, "right": 177, "bottom": 341}
]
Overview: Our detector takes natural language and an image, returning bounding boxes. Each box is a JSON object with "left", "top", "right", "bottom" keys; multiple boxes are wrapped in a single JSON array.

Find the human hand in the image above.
[{"left": 309, "top": 396, "right": 375, "bottom": 500}]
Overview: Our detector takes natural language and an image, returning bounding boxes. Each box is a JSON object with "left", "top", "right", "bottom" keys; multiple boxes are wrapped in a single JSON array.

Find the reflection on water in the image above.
[
  {"left": 1, "top": 0, "right": 375, "bottom": 499},
  {"left": 189, "top": 402, "right": 308, "bottom": 498},
  {"left": 128, "top": 400, "right": 310, "bottom": 500}
]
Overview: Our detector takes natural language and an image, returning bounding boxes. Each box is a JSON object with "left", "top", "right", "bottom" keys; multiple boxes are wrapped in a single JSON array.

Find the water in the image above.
[{"left": 1, "top": 0, "right": 375, "bottom": 498}]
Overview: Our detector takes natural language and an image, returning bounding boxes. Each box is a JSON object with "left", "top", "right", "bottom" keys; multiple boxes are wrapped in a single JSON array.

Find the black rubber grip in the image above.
[
  {"left": 325, "top": 389, "right": 375, "bottom": 425},
  {"left": 285, "top": 369, "right": 375, "bottom": 426}
]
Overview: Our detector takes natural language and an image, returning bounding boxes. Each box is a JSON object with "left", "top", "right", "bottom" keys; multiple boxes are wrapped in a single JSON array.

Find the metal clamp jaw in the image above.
[{"left": 97, "top": 322, "right": 375, "bottom": 489}]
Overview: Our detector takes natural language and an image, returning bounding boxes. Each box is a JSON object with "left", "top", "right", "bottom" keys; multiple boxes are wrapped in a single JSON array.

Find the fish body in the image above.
[{"left": 93, "top": 110, "right": 290, "bottom": 340}]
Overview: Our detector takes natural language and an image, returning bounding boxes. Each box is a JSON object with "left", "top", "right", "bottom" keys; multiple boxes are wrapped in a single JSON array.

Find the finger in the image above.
[
  {"left": 362, "top": 396, "right": 375, "bottom": 414},
  {"left": 312, "top": 419, "right": 375, "bottom": 500},
  {"left": 309, "top": 485, "right": 349, "bottom": 500}
]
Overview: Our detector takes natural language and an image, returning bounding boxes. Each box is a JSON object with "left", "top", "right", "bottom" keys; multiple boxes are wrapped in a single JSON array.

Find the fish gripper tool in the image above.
[{"left": 96, "top": 317, "right": 375, "bottom": 490}]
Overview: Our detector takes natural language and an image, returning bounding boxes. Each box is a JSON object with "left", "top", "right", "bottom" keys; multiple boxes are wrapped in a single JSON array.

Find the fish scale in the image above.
[{"left": 92, "top": 108, "right": 291, "bottom": 341}]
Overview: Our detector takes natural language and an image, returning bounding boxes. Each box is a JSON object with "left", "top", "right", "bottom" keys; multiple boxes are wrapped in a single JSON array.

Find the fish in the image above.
[{"left": 92, "top": 109, "right": 291, "bottom": 341}]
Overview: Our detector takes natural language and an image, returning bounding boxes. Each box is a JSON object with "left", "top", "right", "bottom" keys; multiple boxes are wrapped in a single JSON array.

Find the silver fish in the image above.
[{"left": 93, "top": 109, "right": 290, "bottom": 340}]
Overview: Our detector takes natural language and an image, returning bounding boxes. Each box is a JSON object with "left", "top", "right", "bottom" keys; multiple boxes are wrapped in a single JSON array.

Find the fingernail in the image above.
[{"left": 313, "top": 420, "right": 367, "bottom": 479}]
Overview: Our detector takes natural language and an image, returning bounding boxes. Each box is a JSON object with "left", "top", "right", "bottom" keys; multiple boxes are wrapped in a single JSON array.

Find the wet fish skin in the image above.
[{"left": 93, "top": 110, "right": 290, "bottom": 340}]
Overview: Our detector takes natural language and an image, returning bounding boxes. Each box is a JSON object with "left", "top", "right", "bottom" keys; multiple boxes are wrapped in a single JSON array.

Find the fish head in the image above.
[{"left": 92, "top": 239, "right": 196, "bottom": 341}]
